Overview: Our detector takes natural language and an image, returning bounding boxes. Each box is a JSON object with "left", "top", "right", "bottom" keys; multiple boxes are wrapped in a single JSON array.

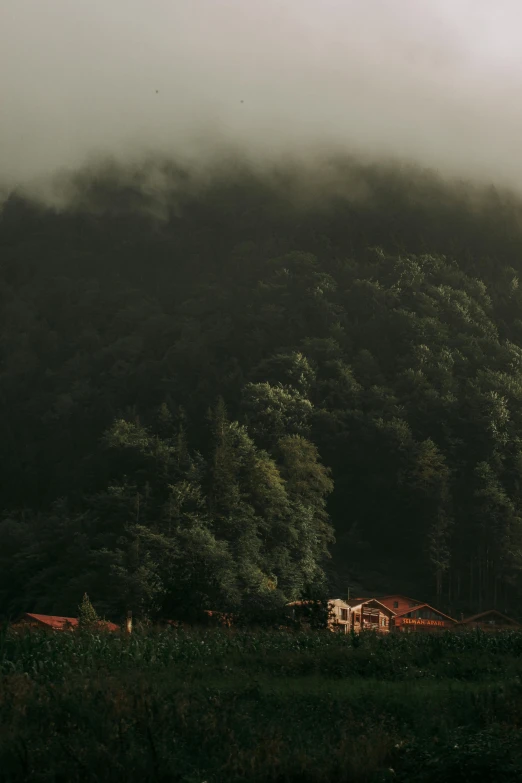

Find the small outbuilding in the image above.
[
  {"left": 455, "top": 609, "right": 521, "bottom": 632},
  {"left": 14, "top": 613, "right": 119, "bottom": 632}
]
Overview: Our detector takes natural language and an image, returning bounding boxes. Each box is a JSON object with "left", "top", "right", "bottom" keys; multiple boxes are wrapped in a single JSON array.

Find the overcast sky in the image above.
[{"left": 2, "top": 0, "right": 522, "bottom": 193}]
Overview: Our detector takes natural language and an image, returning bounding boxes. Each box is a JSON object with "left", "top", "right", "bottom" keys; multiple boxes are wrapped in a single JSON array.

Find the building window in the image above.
[
  {"left": 341, "top": 608, "right": 348, "bottom": 621},
  {"left": 393, "top": 601, "right": 399, "bottom": 609},
  {"left": 381, "top": 618, "right": 386, "bottom": 626}
]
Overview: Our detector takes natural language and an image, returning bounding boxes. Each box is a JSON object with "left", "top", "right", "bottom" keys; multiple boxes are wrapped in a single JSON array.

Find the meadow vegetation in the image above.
[{"left": 1, "top": 625, "right": 522, "bottom": 782}]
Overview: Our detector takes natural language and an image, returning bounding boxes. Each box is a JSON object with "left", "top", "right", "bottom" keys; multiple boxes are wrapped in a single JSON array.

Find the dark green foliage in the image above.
[
  {"left": 78, "top": 593, "right": 99, "bottom": 628},
  {"left": 393, "top": 727, "right": 522, "bottom": 782},
  {"left": 0, "top": 401, "right": 333, "bottom": 620},
  {"left": 2, "top": 158, "right": 522, "bottom": 617}
]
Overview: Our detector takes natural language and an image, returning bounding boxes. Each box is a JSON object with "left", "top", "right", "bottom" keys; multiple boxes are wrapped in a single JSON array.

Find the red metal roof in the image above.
[
  {"left": 23, "top": 613, "right": 119, "bottom": 632},
  {"left": 24, "top": 613, "right": 78, "bottom": 629},
  {"left": 373, "top": 594, "right": 422, "bottom": 605},
  {"left": 97, "top": 620, "right": 120, "bottom": 632}
]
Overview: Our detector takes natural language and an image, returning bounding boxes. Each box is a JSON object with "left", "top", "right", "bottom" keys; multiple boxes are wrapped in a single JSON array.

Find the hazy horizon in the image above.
[{"left": 2, "top": 0, "right": 522, "bottom": 201}]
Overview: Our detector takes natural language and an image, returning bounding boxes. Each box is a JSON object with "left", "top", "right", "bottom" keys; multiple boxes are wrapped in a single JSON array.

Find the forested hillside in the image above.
[{"left": 2, "top": 158, "right": 522, "bottom": 621}]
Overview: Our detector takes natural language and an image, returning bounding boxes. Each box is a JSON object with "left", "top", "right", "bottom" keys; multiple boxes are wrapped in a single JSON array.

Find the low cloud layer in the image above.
[{"left": 2, "top": 0, "right": 522, "bottom": 196}]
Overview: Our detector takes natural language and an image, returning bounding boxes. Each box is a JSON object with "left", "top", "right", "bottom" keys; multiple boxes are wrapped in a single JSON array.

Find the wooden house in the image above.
[
  {"left": 327, "top": 598, "right": 351, "bottom": 633},
  {"left": 392, "top": 603, "right": 456, "bottom": 632},
  {"left": 288, "top": 598, "right": 394, "bottom": 634},
  {"left": 346, "top": 599, "right": 395, "bottom": 633},
  {"left": 455, "top": 609, "right": 521, "bottom": 632}
]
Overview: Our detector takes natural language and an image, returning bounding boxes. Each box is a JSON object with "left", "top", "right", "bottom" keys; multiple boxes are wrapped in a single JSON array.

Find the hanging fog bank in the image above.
[{"left": 1, "top": 0, "right": 522, "bottom": 201}]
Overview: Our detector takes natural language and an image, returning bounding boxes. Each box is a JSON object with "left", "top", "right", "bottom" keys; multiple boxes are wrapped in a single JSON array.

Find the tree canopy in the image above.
[{"left": 2, "top": 157, "right": 522, "bottom": 620}]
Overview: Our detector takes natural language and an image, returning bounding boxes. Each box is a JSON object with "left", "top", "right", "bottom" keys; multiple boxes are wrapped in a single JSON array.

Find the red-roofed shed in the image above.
[
  {"left": 17, "top": 613, "right": 119, "bottom": 632},
  {"left": 455, "top": 609, "right": 520, "bottom": 632}
]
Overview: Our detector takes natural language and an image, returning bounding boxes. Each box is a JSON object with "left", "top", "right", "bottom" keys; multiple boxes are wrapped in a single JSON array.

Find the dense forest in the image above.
[{"left": 2, "top": 156, "right": 522, "bottom": 622}]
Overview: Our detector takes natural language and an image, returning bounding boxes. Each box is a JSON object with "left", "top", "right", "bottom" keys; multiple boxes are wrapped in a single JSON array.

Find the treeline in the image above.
[{"left": 2, "top": 157, "right": 522, "bottom": 620}]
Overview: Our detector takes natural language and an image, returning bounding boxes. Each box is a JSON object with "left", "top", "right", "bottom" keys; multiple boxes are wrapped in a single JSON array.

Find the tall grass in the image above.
[
  {"left": 1, "top": 627, "right": 522, "bottom": 781},
  {"left": 3, "top": 625, "right": 522, "bottom": 680}
]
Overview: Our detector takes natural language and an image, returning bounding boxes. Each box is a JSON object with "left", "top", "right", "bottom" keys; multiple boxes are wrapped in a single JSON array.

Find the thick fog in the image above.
[{"left": 2, "top": 0, "right": 522, "bottom": 197}]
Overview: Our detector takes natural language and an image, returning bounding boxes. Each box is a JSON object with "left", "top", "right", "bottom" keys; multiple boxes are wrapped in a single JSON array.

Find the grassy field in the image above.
[{"left": 1, "top": 626, "right": 522, "bottom": 782}]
